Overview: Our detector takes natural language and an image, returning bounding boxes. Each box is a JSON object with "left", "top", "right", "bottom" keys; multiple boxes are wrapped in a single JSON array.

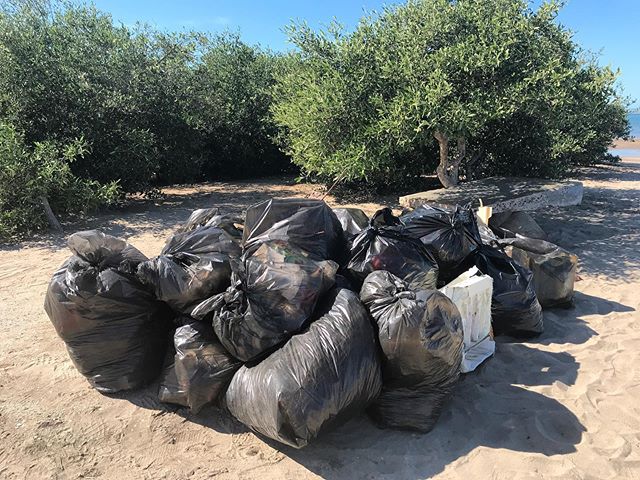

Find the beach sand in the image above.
[
  {"left": 612, "top": 138, "right": 640, "bottom": 150},
  {"left": 0, "top": 159, "right": 639, "bottom": 479}
]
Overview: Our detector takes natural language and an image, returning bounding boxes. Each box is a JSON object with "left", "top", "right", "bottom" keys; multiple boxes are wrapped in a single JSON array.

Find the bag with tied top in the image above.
[
  {"left": 192, "top": 240, "right": 338, "bottom": 362},
  {"left": 347, "top": 208, "right": 439, "bottom": 291},
  {"left": 360, "top": 271, "right": 463, "bottom": 432},
  {"left": 225, "top": 288, "right": 382, "bottom": 448},
  {"left": 44, "top": 230, "right": 172, "bottom": 393}
]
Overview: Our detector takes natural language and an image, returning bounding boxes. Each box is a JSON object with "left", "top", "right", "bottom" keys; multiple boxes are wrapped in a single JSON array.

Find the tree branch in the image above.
[
  {"left": 453, "top": 136, "right": 466, "bottom": 166},
  {"left": 38, "top": 196, "right": 63, "bottom": 233},
  {"left": 433, "top": 131, "right": 448, "bottom": 144}
]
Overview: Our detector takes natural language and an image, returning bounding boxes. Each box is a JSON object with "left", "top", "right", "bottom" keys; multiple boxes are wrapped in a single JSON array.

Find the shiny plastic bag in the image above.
[
  {"left": 243, "top": 198, "right": 347, "bottom": 262},
  {"left": 162, "top": 224, "right": 242, "bottom": 258},
  {"left": 498, "top": 237, "right": 577, "bottom": 308},
  {"left": 158, "top": 318, "right": 242, "bottom": 413},
  {"left": 177, "top": 207, "right": 243, "bottom": 238},
  {"left": 44, "top": 230, "right": 172, "bottom": 393},
  {"left": 333, "top": 207, "right": 369, "bottom": 237},
  {"left": 401, "top": 204, "right": 481, "bottom": 283},
  {"left": 178, "top": 207, "right": 221, "bottom": 232},
  {"left": 360, "top": 271, "right": 463, "bottom": 432},
  {"left": 347, "top": 208, "right": 439, "bottom": 291},
  {"left": 475, "top": 244, "right": 544, "bottom": 337},
  {"left": 225, "top": 288, "right": 383, "bottom": 448},
  {"left": 192, "top": 241, "right": 338, "bottom": 361},
  {"left": 489, "top": 211, "right": 547, "bottom": 240},
  {"left": 137, "top": 226, "right": 241, "bottom": 315}
]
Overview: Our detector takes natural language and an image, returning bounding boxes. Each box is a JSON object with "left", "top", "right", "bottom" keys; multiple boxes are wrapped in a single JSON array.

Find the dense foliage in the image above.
[
  {"left": 0, "top": 0, "right": 289, "bottom": 238},
  {"left": 0, "top": 122, "right": 119, "bottom": 239},
  {"left": 272, "top": 0, "right": 630, "bottom": 188},
  {"left": 0, "top": 0, "right": 632, "bottom": 238}
]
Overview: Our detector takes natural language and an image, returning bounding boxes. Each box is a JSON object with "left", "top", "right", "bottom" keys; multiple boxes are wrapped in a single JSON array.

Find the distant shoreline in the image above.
[
  {"left": 612, "top": 138, "right": 640, "bottom": 149},
  {"left": 611, "top": 138, "right": 640, "bottom": 159}
]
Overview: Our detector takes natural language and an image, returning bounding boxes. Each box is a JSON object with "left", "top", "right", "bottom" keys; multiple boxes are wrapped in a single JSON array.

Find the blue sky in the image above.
[{"left": 92, "top": 0, "right": 639, "bottom": 104}]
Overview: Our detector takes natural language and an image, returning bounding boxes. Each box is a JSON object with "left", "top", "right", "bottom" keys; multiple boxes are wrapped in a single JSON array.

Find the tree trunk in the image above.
[
  {"left": 434, "top": 132, "right": 466, "bottom": 188},
  {"left": 39, "top": 196, "right": 63, "bottom": 233},
  {"left": 465, "top": 149, "right": 482, "bottom": 181}
]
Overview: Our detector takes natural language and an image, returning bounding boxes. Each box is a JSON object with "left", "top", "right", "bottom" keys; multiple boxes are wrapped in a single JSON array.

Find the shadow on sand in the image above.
[
  {"left": 273, "top": 343, "right": 585, "bottom": 479},
  {"left": 104, "top": 292, "right": 640, "bottom": 480},
  {"left": 16, "top": 159, "right": 640, "bottom": 478},
  {"left": 531, "top": 168, "right": 640, "bottom": 282},
  {"left": 536, "top": 291, "right": 634, "bottom": 346},
  {"left": 107, "top": 343, "right": 585, "bottom": 479},
  {"left": 0, "top": 177, "right": 305, "bottom": 252},
  {"left": 109, "top": 284, "right": 635, "bottom": 478}
]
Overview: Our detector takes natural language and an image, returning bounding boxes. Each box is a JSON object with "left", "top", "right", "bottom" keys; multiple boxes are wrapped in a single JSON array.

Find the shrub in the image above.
[
  {"left": 0, "top": 122, "right": 119, "bottom": 240},
  {"left": 0, "top": 2, "right": 290, "bottom": 194},
  {"left": 183, "top": 34, "right": 292, "bottom": 182},
  {"left": 272, "top": 0, "right": 630, "bottom": 188}
]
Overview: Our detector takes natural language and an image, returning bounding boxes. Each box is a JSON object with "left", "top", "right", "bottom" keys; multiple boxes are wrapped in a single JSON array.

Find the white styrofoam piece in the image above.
[
  {"left": 440, "top": 267, "right": 495, "bottom": 373},
  {"left": 459, "top": 336, "right": 495, "bottom": 373}
]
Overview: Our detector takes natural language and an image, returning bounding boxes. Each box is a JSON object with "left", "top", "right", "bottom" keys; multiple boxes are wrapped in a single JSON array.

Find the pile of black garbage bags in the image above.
[{"left": 44, "top": 199, "right": 576, "bottom": 448}]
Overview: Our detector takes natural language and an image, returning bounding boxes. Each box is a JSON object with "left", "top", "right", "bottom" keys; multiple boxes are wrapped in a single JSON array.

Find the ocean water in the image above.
[
  {"left": 608, "top": 113, "right": 640, "bottom": 157},
  {"left": 629, "top": 113, "right": 640, "bottom": 138},
  {"left": 609, "top": 148, "right": 640, "bottom": 157}
]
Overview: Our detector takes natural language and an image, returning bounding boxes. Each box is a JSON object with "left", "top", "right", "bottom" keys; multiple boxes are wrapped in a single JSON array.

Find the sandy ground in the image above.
[
  {"left": 612, "top": 139, "right": 640, "bottom": 150},
  {"left": 1, "top": 159, "right": 639, "bottom": 480}
]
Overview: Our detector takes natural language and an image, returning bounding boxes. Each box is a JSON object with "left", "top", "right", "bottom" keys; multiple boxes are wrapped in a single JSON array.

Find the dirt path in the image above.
[{"left": 1, "top": 163, "right": 638, "bottom": 479}]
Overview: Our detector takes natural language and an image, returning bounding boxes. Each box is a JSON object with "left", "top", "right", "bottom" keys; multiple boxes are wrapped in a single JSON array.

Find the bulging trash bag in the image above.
[
  {"left": 203, "top": 214, "right": 244, "bottom": 241},
  {"left": 177, "top": 208, "right": 243, "bottom": 239},
  {"left": 162, "top": 224, "right": 242, "bottom": 258},
  {"left": 137, "top": 225, "right": 241, "bottom": 315},
  {"left": 178, "top": 207, "right": 221, "bottom": 232},
  {"left": 477, "top": 218, "right": 499, "bottom": 245},
  {"left": 489, "top": 211, "right": 547, "bottom": 240},
  {"left": 192, "top": 241, "right": 338, "bottom": 361},
  {"left": 158, "top": 318, "right": 242, "bottom": 413},
  {"left": 44, "top": 230, "right": 172, "bottom": 393},
  {"left": 360, "top": 271, "right": 463, "bottom": 432},
  {"left": 243, "top": 198, "right": 347, "bottom": 262},
  {"left": 225, "top": 288, "right": 383, "bottom": 448},
  {"left": 347, "top": 208, "right": 439, "bottom": 291},
  {"left": 474, "top": 244, "right": 544, "bottom": 337},
  {"left": 497, "top": 237, "right": 577, "bottom": 308},
  {"left": 333, "top": 207, "right": 369, "bottom": 237},
  {"left": 401, "top": 204, "right": 482, "bottom": 283},
  {"left": 137, "top": 253, "right": 230, "bottom": 315}
]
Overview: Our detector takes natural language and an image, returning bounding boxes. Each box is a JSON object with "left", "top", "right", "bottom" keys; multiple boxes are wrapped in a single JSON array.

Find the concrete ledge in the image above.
[{"left": 399, "top": 177, "right": 583, "bottom": 213}]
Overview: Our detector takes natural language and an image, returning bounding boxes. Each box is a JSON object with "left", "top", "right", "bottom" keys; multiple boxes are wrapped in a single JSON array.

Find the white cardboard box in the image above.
[{"left": 440, "top": 267, "right": 495, "bottom": 373}]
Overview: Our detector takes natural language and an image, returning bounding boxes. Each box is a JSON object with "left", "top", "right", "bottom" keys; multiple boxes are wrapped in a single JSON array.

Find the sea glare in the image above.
[{"left": 609, "top": 113, "right": 640, "bottom": 157}]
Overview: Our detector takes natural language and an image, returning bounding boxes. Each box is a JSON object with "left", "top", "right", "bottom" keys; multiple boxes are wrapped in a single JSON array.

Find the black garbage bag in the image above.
[
  {"left": 475, "top": 244, "right": 544, "bottom": 337},
  {"left": 137, "top": 226, "right": 242, "bottom": 315},
  {"left": 44, "top": 230, "right": 172, "bottom": 393},
  {"left": 176, "top": 207, "right": 243, "bottom": 239},
  {"left": 477, "top": 217, "right": 499, "bottom": 245},
  {"left": 178, "top": 207, "right": 221, "bottom": 232},
  {"left": 333, "top": 207, "right": 369, "bottom": 237},
  {"left": 158, "top": 318, "right": 242, "bottom": 413},
  {"left": 225, "top": 288, "right": 383, "bottom": 448},
  {"left": 162, "top": 224, "right": 242, "bottom": 258},
  {"left": 243, "top": 198, "right": 347, "bottom": 262},
  {"left": 401, "top": 204, "right": 481, "bottom": 283},
  {"left": 497, "top": 237, "right": 577, "bottom": 308},
  {"left": 192, "top": 241, "right": 338, "bottom": 362},
  {"left": 347, "top": 208, "right": 439, "bottom": 291},
  {"left": 334, "top": 272, "right": 356, "bottom": 291},
  {"left": 203, "top": 214, "right": 244, "bottom": 240},
  {"left": 489, "top": 211, "right": 547, "bottom": 240},
  {"left": 360, "top": 271, "right": 463, "bottom": 432}
]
